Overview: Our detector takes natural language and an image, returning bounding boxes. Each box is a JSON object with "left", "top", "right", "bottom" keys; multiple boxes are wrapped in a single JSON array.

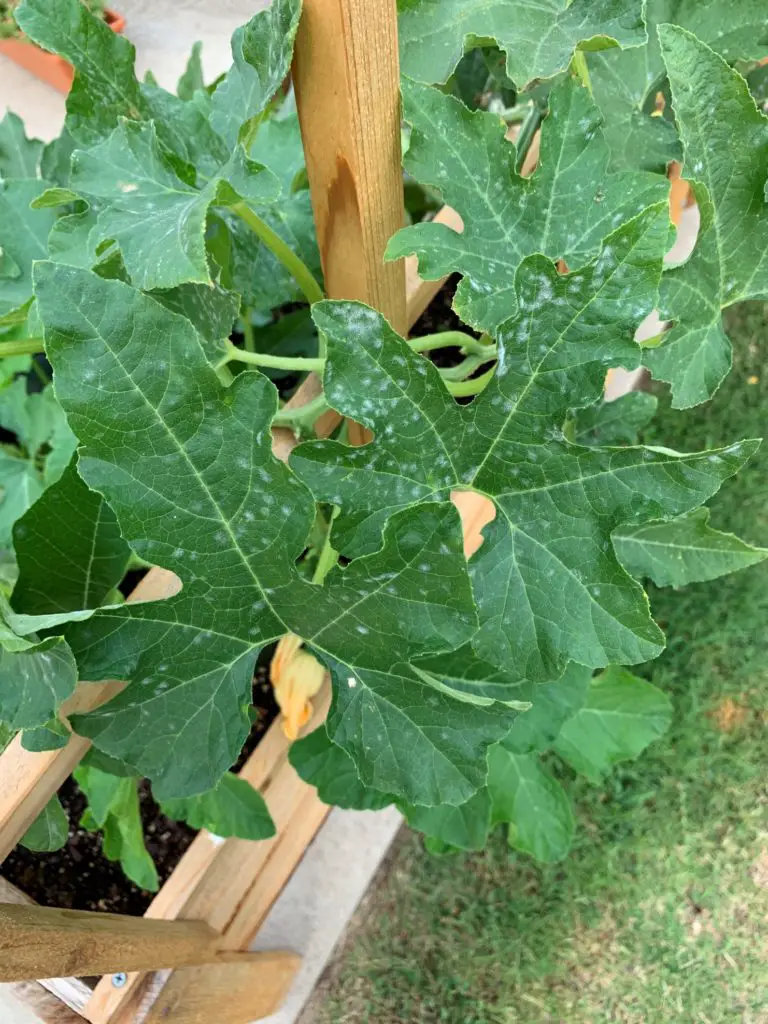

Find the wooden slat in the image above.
[
  {"left": 4, "top": 982, "right": 87, "bottom": 1024},
  {"left": 293, "top": 0, "right": 406, "bottom": 334},
  {"left": 81, "top": 688, "right": 331, "bottom": 1024},
  {"left": 0, "top": 878, "right": 93, "bottom": 1014},
  {"left": 0, "top": 904, "right": 259, "bottom": 982},
  {"left": 141, "top": 953, "right": 300, "bottom": 1024}
]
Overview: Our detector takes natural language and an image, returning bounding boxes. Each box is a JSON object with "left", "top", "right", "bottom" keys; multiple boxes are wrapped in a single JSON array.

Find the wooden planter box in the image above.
[
  {"left": 0, "top": 0, "right": 678, "bottom": 1013},
  {"left": 0, "top": 9, "right": 125, "bottom": 93}
]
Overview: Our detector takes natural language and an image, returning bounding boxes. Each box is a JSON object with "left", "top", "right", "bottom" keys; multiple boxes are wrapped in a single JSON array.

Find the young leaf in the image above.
[
  {"left": 35, "top": 264, "right": 511, "bottom": 806},
  {"left": 74, "top": 765, "right": 159, "bottom": 891},
  {"left": 210, "top": 0, "right": 302, "bottom": 150},
  {"left": 289, "top": 726, "right": 394, "bottom": 811},
  {"left": 613, "top": 507, "right": 768, "bottom": 587},
  {"left": 502, "top": 662, "right": 591, "bottom": 755},
  {"left": 0, "top": 111, "right": 43, "bottom": 179},
  {"left": 386, "top": 76, "right": 669, "bottom": 331},
  {"left": 12, "top": 459, "right": 131, "bottom": 615},
  {"left": 161, "top": 773, "right": 275, "bottom": 840},
  {"left": 397, "top": 0, "right": 646, "bottom": 88},
  {"left": 553, "top": 665, "right": 672, "bottom": 780},
  {"left": 15, "top": 0, "right": 147, "bottom": 147},
  {"left": 572, "top": 391, "right": 658, "bottom": 447},
  {"left": 645, "top": 26, "right": 768, "bottom": 407},
  {"left": 20, "top": 795, "right": 69, "bottom": 853},
  {"left": 487, "top": 747, "right": 574, "bottom": 862},
  {"left": 67, "top": 120, "right": 278, "bottom": 291},
  {"left": 293, "top": 212, "right": 756, "bottom": 685},
  {"left": 177, "top": 41, "right": 205, "bottom": 101}
]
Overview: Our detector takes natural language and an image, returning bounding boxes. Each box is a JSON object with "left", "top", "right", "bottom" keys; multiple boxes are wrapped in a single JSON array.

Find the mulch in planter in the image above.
[{"left": 2, "top": 654, "right": 280, "bottom": 916}]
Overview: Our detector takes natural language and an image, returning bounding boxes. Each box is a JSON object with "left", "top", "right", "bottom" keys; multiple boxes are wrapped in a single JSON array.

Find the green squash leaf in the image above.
[
  {"left": 293, "top": 210, "right": 756, "bottom": 687},
  {"left": 21, "top": 717, "right": 70, "bottom": 752},
  {"left": 67, "top": 120, "right": 279, "bottom": 291},
  {"left": 0, "top": 179, "right": 56, "bottom": 324},
  {"left": 161, "top": 772, "right": 275, "bottom": 840},
  {"left": 403, "top": 789, "right": 491, "bottom": 851},
  {"left": 613, "top": 507, "right": 768, "bottom": 587},
  {"left": 553, "top": 665, "right": 672, "bottom": 780},
  {"left": 74, "top": 765, "right": 159, "bottom": 892},
  {"left": 35, "top": 264, "right": 512, "bottom": 807},
  {"left": 487, "top": 747, "right": 574, "bottom": 862},
  {"left": 289, "top": 726, "right": 393, "bottom": 811},
  {"left": 210, "top": 0, "right": 302, "bottom": 150},
  {"left": 588, "top": 0, "right": 768, "bottom": 173},
  {"left": 572, "top": 391, "right": 658, "bottom": 447},
  {"left": 0, "top": 451, "right": 44, "bottom": 547},
  {"left": 20, "top": 795, "right": 69, "bottom": 853},
  {"left": 644, "top": 26, "right": 768, "bottom": 407},
  {"left": 0, "top": 111, "right": 43, "bottom": 179},
  {"left": 0, "top": 620, "right": 77, "bottom": 733},
  {"left": 177, "top": 41, "right": 205, "bottom": 101},
  {"left": 12, "top": 459, "right": 131, "bottom": 615},
  {"left": 502, "top": 662, "right": 591, "bottom": 755},
  {"left": 386, "top": 76, "right": 670, "bottom": 332},
  {"left": 15, "top": 0, "right": 147, "bottom": 147},
  {"left": 397, "top": 0, "right": 646, "bottom": 88}
]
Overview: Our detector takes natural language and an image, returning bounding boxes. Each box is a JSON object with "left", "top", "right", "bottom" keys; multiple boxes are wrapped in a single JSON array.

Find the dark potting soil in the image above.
[
  {"left": 410, "top": 274, "right": 476, "bottom": 343},
  {"left": 2, "top": 658, "right": 279, "bottom": 916}
]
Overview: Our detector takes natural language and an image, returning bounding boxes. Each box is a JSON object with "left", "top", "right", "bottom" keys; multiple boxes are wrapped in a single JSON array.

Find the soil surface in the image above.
[
  {"left": 409, "top": 274, "right": 475, "bottom": 343},
  {"left": 2, "top": 658, "right": 279, "bottom": 916}
]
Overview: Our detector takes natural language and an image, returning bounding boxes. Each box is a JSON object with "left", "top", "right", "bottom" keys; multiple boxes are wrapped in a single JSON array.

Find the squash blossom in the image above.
[{"left": 270, "top": 634, "right": 325, "bottom": 740}]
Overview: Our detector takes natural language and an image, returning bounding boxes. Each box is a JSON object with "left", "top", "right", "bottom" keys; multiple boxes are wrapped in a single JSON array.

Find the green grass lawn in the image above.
[{"left": 307, "top": 302, "right": 768, "bottom": 1024}]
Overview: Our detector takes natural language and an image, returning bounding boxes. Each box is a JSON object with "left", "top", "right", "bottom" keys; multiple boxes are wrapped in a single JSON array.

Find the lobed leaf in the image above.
[
  {"left": 487, "top": 747, "right": 574, "bottom": 862},
  {"left": 0, "top": 111, "right": 43, "bottom": 179},
  {"left": 553, "top": 665, "right": 672, "bottom": 780},
  {"left": 294, "top": 210, "right": 756, "bottom": 687},
  {"left": 645, "top": 26, "right": 768, "bottom": 407},
  {"left": 35, "top": 264, "right": 512, "bottom": 806},
  {"left": 387, "top": 76, "right": 670, "bottom": 331},
  {"left": 613, "top": 507, "right": 768, "bottom": 587},
  {"left": 397, "top": 0, "right": 646, "bottom": 88}
]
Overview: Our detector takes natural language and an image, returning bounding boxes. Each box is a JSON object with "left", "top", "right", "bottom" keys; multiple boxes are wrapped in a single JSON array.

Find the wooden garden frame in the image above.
[{"left": 0, "top": 0, "right": 685, "bottom": 1017}]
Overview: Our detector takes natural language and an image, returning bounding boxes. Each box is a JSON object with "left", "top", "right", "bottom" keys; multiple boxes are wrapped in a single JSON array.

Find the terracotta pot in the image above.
[{"left": 0, "top": 8, "right": 125, "bottom": 93}]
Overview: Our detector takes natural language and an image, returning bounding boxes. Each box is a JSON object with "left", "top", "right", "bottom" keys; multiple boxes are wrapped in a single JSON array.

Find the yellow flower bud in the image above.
[{"left": 270, "top": 633, "right": 326, "bottom": 740}]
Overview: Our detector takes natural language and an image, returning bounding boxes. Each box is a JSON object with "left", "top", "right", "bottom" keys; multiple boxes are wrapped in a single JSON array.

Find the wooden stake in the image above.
[
  {"left": 293, "top": 0, "right": 406, "bottom": 334},
  {"left": 0, "top": 903, "right": 256, "bottom": 981}
]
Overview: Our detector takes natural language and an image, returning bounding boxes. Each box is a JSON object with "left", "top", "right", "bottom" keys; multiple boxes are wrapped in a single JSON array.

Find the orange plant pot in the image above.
[{"left": 0, "top": 8, "right": 125, "bottom": 93}]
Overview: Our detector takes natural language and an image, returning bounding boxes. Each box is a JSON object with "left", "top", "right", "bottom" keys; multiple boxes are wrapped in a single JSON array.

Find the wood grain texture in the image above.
[
  {"left": 141, "top": 953, "right": 301, "bottom": 1024},
  {"left": 4, "top": 982, "right": 87, "bottom": 1024},
  {"left": 293, "top": 0, "right": 406, "bottom": 334},
  {"left": 0, "top": 904, "right": 233, "bottom": 981},
  {"left": 82, "top": 689, "right": 330, "bottom": 1024}
]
